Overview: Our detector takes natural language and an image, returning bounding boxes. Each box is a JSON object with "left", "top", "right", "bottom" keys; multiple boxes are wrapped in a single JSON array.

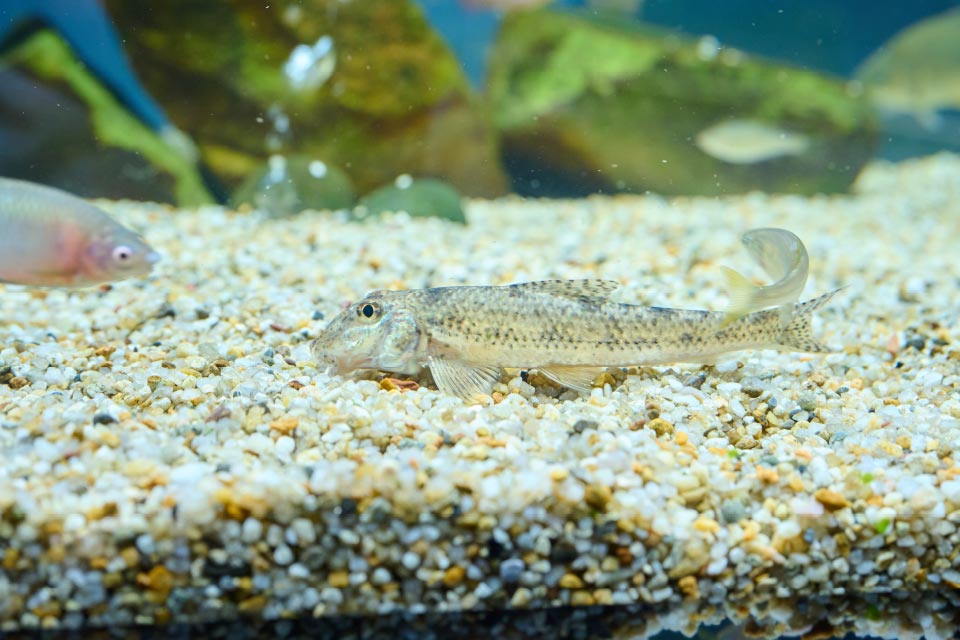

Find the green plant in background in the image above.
[
  {"left": 487, "top": 9, "right": 879, "bottom": 196},
  {"left": 1, "top": 31, "right": 212, "bottom": 206}
]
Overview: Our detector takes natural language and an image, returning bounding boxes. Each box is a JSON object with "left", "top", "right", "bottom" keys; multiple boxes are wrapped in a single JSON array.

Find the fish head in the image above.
[
  {"left": 311, "top": 290, "right": 424, "bottom": 376},
  {"left": 82, "top": 225, "right": 160, "bottom": 283}
]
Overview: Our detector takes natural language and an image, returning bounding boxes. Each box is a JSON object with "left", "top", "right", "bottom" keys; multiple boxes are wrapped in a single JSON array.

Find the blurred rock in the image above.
[
  {"left": 357, "top": 176, "right": 465, "bottom": 224},
  {"left": 232, "top": 155, "right": 356, "bottom": 216},
  {"left": 0, "top": 31, "right": 212, "bottom": 204},
  {"left": 105, "top": 0, "right": 508, "bottom": 198},
  {"left": 487, "top": 10, "right": 879, "bottom": 197}
]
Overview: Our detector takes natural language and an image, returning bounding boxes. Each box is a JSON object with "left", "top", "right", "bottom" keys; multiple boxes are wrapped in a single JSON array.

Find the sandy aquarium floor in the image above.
[{"left": 1, "top": 155, "right": 959, "bottom": 638}]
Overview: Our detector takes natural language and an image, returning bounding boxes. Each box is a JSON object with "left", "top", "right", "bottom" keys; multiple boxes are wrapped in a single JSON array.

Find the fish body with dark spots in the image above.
[
  {"left": 312, "top": 277, "right": 839, "bottom": 402},
  {"left": 0, "top": 177, "right": 159, "bottom": 287}
]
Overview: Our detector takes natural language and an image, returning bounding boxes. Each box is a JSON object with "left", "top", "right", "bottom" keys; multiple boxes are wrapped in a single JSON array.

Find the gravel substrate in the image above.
[{"left": 2, "top": 154, "right": 960, "bottom": 639}]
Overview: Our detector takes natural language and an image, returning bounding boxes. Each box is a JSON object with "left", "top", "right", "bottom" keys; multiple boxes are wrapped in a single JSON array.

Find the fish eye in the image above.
[
  {"left": 357, "top": 302, "right": 379, "bottom": 320},
  {"left": 112, "top": 245, "right": 134, "bottom": 263}
]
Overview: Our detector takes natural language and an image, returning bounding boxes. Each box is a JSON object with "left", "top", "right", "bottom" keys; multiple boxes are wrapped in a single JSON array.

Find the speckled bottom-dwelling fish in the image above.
[
  {"left": 312, "top": 279, "right": 839, "bottom": 401},
  {"left": 0, "top": 177, "right": 159, "bottom": 287}
]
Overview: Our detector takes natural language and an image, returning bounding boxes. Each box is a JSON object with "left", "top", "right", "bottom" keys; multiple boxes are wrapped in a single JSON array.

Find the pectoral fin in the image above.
[
  {"left": 428, "top": 356, "right": 502, "bottom": 402},
  {"left": 537, "top": 365, "right": 606, "bottom": 393},
  {"left": 721, "top": 266, "right": 758, "bottom": 327}
]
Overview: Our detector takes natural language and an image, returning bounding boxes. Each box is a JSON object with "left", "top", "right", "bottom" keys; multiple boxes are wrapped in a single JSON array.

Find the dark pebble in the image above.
[
  {"left": 573, "top": 420, "right": 598, "bottom": 434},
  {"left": 92, "top": 412, "right": 118, "bottom": 425},
  {"left": 683, "top": 373, "right": 706, "bottom": 389}
]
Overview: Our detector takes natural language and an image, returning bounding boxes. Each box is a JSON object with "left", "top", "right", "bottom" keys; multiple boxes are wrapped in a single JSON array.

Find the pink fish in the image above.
[
  {"left": 0, "top": 177, "right": 159, "bottom": 287},
  {"left": 459, "top": 0, "right": 551, "bottom": 11}
]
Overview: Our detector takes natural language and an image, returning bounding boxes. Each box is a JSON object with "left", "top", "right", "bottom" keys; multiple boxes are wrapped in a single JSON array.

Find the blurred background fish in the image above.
[
  {"left": 0, "top": 177, "right": 158, "bottom": 287},
  {"left": 854, "top": 6, "right": 960, "bottom": 130},
  {"left": 694, "top": 119, "right": 811, "bottom": 165}
]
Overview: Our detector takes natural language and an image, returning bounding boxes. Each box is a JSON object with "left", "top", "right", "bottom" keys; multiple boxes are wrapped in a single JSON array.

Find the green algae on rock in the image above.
[
  {"left": 487, "top": 9, "right": 879, "bottom": 197},
  {"left": 104, "top": 0, "right": 508, "bottom": 199},
  {"left": 357, "top": 176, "right": 466, "bottom": 224},
  {"left": 0, "top": 31, "right": 213, "bottom": 205}
]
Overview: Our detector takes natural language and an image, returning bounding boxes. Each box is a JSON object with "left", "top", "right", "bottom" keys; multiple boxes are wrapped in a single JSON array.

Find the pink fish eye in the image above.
[{"left": 112, "top": 246, "right": 133, "bottom": 262}]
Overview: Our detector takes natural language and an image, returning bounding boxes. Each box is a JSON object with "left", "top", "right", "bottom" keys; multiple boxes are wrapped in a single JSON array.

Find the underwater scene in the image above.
[{"left": 1, "top": 0, "right": 960, "bottom": 638}]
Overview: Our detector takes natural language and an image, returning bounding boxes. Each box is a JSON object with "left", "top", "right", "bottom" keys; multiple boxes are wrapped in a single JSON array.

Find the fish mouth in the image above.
[{"left": 314, "top": 352, "right": 373, "bottom": 377}]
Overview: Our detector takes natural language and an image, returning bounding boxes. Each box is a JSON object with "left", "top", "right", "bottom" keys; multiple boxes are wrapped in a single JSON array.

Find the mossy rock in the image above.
[
  {"left": 357, "top": 177, "right": 465, "bottom": 224},
  {"left": 487, "top": 10, "right": 879, "bottom": 197},
  {"left": 0, "top": 31, "right": 212, "bottom": 205},
  {"left": 105, "top": 0, "right": 508, "bottom": 198}
]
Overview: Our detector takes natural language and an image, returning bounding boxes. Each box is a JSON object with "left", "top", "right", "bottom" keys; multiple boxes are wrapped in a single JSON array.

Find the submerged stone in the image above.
[
  {"left": 487, "top": 9, "right": 879, "bottom": 197},
  {"left": 105, "top": 0, "right": 508, "bottom": 198},
  {"left": 357, "top": 177, "right": 465, "bottom": 224}
]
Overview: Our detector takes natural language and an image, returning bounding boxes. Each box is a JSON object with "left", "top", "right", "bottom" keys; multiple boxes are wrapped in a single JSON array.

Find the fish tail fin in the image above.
[
  {"left": 721, "top": 266, "right": 758, "bottom": 327},
  {"left": 779, "top": 288, "right": 842, "bottom": 352}
]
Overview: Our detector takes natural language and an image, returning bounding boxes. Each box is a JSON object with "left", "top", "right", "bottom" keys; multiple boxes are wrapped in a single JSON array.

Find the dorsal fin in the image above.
[{"left": 506, "top": 279, "right": 620, "bottom": 303}]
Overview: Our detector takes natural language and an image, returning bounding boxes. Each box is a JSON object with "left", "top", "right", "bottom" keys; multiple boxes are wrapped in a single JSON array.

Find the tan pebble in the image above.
[
  {"left": 593, "top": 588, "right": 613, "bottom": 605},
  {"left": 896, "top": 435, "right": 912, "bottom": 450},
  {"left": 678, "top": 575, "right": 699, "bottom": 599},
  {"left": 93, "top": 345, "right": 116, "bottom": 358},
  {"left": 89, "top": 557, "right": 108, "bottom": 570},
  {"left": 787, "top": 475, "right": 805, "bottom": 492},
  {"left": 595, "top": 372, "right": 615, "bottom": 388},
  {"left": 736, "top": 435, "right": 759, "bottom": 449},
  {"left": 39, "top": 520, "right": 62, "bottom": 536},
  {"left": 600, "top": 556, "right": 619, "bottom": 572},
  {"left": 120, "top": 546, "right": 139, "bottom": 567},
  {"left": 878, "top": 440, "right": 904, "bottom": 457},
  {"left": 102, "top": 572, "right": 123, "bottom": 589},
  {"left": 742, "top": 521, "right": 759, "bottom": 542},
  {"left": 6, "top": 376, "right": 29, "bottom": 389},
  {"left": 549, "top": 468, "right": 569, "bottom": 482},
  {"left": 584, "top": 484, "right": 612, "bottom": 511},
  {"left": 137, "top": 565, "right": 174, "bottom": 598},
  {"left": 559, "top": 573, "right": 584, "bottom": 589},
  {"left": 269, "top": 415, "right": 299, "bottom": 435},
  {"left": 648, "top": 418, "right": 674, "bottom": 437},
  {"left": 31, "top": 601, "right": 61, "bottom": 619},
  {"left": 238, "top": 595, "right": 268, "bottom": 614},
  {"left": 510, "top": 587, "right": 532, "bottom": 607},
  {"left": 675, "top": 431, "right": 689, "bottom": 446},
  {"left": 570, "top": 591, "right": 595, "bottom": 606},
  {"left": 47, "top": 545, "right": 66, "bottom": 563},
  {"left": 328, "top": 570, "right": 349, "bottom": 588},
  {"left": 756, "top": 466, "right": 779, "bottom": 484},
  {"left": 693, "top": 516, "right": 720, "bottom": 534},
  {"left": 443, "top": 565, "right": 465, "bottom": 587},
  {"left": 814, "top": 488, "right": 850, "bottom": 511},
  {"left": 155, "top": 607, "right": 172, "bottom": 625}
]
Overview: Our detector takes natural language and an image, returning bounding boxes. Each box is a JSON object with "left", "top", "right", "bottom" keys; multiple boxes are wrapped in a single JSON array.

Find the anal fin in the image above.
[
  {"left": 537, "top": 365, "right": 606, "bottom": 393},
  {"left": 428, "top": 356, "right": 502, "bottom": 402}
]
